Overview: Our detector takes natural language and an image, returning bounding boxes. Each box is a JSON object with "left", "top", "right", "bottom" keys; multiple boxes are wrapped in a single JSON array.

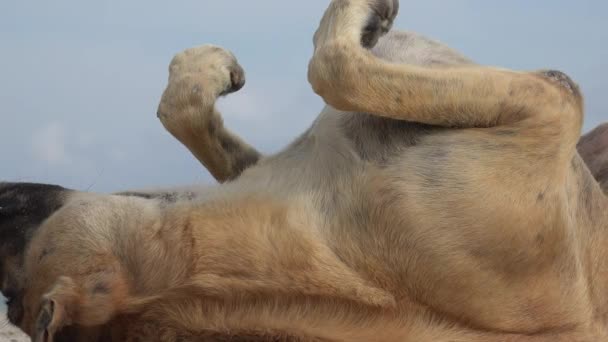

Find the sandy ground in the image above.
[{"left": 0, "top": 313, "right": 29, "bottom": 342}]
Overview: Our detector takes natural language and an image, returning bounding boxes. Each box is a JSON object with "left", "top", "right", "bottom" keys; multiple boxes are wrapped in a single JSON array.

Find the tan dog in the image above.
[{"left": 2, "top": 0, "right": 608, "bottom": 341}]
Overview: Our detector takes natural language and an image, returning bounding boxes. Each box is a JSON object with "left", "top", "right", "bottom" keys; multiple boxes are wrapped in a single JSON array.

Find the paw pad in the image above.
[
  {"left": 540, "top": 70, "right": 578, "bottom": 95},
  {"left": 361, "top": 0, "right": 399, "bottom": 48}
]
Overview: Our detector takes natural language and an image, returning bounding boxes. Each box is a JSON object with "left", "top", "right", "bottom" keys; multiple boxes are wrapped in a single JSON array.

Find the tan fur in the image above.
[{"left": 4, "top": 1, "right": 608, "bottom": 341}]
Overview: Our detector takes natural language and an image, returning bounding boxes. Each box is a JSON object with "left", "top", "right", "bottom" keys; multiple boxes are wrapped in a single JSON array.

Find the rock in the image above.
[{"left": 0, "top": 313, "right": 29, "bottom": 342}]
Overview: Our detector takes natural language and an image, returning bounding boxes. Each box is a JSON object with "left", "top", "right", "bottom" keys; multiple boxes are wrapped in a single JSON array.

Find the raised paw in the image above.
[
  {"left": 536, "top": 70, "right": 580, "bottom": 97},
  {"left": 157, "top": 45, "right": 245, "bottom": 146},
  {"left": 169, "top": 45, "right": 245, "bottom": 98},
  {"left": 157, "top": 45, "right": 245, "bottom": 131},
  {"left": 159, "top": 45, "right": 245, "bottom": 120},
  {"left": 361, "top": 0, "right": 399, "bottom": 48},
  {"left": 308, "top": 0, "right": 398, "bottom": 105},
  {"left": 314, "top": 0, "right": 399, "bottom": 50}
]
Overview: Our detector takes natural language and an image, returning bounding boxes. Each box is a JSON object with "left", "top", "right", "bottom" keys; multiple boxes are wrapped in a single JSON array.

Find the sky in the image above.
[{"left": 0, "top": 0, "right": 606, "bottom": 192}]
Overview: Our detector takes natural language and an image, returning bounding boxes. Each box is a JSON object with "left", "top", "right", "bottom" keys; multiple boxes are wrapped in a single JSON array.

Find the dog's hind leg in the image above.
[
  {"left": 309, "top": 0, "right": 584, "bottom": 155},
  {"left": 157, "top": 46, "right": 261, "bottom": 183}
]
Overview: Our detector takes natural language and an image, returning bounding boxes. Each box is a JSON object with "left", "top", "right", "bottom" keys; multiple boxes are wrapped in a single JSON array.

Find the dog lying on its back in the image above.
[{"left": 2, "top": 0, "right": 608, "bottom": 341}]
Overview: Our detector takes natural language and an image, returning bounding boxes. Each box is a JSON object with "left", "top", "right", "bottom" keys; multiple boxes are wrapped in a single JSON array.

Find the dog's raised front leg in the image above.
[
  {"left": 309, "top": 0, "right": 584, "bottom": 153},
  {"left": 158, "top": 46, "right": 261, "bottom": 183}
]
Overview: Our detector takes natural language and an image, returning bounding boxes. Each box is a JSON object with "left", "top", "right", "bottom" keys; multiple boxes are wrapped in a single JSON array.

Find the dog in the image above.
[{"left": 2, "top": 0, "right": 608, "bottom": 340}]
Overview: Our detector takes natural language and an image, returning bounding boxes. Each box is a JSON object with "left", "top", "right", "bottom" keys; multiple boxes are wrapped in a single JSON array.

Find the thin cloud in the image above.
[{"left": 31, "top": 122, "right": 72, "bottom": 166}]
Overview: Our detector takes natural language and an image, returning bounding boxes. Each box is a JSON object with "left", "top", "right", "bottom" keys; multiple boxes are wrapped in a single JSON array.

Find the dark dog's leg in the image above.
[{"left": 157, "top": 46, "right": 261, "bottom": 183}]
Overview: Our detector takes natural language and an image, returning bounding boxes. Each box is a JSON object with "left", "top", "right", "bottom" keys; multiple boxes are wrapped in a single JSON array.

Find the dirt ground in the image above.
[{"left": 0, "top": 313, "right": 28, "bottom": 342}]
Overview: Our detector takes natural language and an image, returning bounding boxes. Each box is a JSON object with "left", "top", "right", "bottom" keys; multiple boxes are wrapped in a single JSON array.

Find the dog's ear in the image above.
[
  {"left": 33, "top": 273, "right": 129, "bottom": 342},
  {"left": 33, "top": 277, "right": 77, "bottom": 342},
  {"left": 33, "top": 298, "right": 68, "bottom": 342}
]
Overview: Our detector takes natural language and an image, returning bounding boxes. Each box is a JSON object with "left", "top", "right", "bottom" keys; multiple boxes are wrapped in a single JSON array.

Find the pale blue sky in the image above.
[{"left": 0, "top": 1, "right": 606, "bottom": 192}]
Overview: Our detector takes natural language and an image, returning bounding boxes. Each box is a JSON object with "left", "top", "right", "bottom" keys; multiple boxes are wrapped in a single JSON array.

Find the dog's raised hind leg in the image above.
[
  {"left": 309, "top": 0, "right": 584, "bottom": 155},
  {"left": 158, "top": 46, "right": 261, "bottom": 183}
]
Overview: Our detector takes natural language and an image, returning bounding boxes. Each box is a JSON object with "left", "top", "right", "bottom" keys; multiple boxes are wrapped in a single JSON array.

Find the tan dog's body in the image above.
[{"left": 2, "top": 1, "right": 608, "bottom": 341}]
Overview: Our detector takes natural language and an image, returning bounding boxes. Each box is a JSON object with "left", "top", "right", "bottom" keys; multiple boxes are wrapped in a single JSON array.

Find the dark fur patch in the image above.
[
  {"left": 38, "top": 246, "right": 55, "bottom": 262},
  {"left": 36, "top": 307, "right": 52, "bottom": 333},
  {"left": 361, "top": 0, "right": 398, "bottom": 49},
  {"left": 539, "top": 70, "right": 581, "bottom": 97},
  {"left": 93, "top": 282, "right": 110, "bottom": 295},
  {"left": 115, "top": 191, "right": 195, "bottom": 203},
  {"left": 0, "top": 183, "right": 68, "bottom": 256},
  {"left": 220, "top": 134, "right": 242, "bottom": 154},
  {"left": 340, "top": 112, "right": 437, "bottom": 164},
  {"left": 117, "top": 191, "right": 156, "bottom": 200},
  {"left": 598, "top": 166, "right": 608, "bottom": 183},
  {"left": 577, "top": 123, "right": 608, "bottom": 187},
  {"left": 537, "top": 192, "right": 545, "bottom": 201},
  {"left": 219, "top": 64, "right": 246, "bottom": 97},
  {"left": 571, "top": 157, "right": 580, "bottom": 171},
  {"left": 495, "top": 129, "right": 517, "bottom": 136},
  {"left": 0, "top": 183, "right": 69, "bottom": 327},
  {"left": 361, "top": 13, "right": 383, "bottom": 48},
  {"left": 230, "top": 149, "right": 262, "bottom": 181}
]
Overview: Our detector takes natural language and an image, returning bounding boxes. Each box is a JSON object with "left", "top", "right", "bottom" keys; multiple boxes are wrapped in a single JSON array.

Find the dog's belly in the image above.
[
  {"left": 210, "top": 110, "right": 592, "bottom": 335},
  {"left": 336, "top": 133, "right": 592, "bottom": 334}
]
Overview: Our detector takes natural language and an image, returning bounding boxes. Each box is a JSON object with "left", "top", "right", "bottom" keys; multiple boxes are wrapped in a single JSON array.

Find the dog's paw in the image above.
[
  {"left": 361, "top": 0, "right": 399, "bottom": 48},
  {"left": 314, "top": 0, "right": 399, "bottom": 50},
  {"left": 168, "top": 45, "right": 245, "bottom": 99}
]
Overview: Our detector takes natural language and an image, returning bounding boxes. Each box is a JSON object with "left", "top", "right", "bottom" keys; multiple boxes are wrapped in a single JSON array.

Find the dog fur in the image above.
[{"left": 2, "top": 0, "right": 608, "bottom": 341}]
